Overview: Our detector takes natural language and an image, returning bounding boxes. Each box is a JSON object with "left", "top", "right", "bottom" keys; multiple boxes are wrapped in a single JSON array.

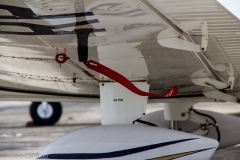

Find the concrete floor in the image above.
[{"left": 0, "top": 102, "right": 240, "bottom": 160}]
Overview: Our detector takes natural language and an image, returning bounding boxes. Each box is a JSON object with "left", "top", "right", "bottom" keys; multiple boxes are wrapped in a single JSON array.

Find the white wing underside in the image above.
[{"left": 0, "top": 0, "right": 239, "bottom": 101}]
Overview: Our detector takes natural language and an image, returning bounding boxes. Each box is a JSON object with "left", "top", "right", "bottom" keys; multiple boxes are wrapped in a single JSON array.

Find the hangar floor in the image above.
[{"left": 0, "top": 102, "right": 239, "bottom": 160}]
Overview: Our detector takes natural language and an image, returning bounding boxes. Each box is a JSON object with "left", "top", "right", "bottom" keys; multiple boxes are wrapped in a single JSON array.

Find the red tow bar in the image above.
[{"left": 84, "top": 60, "right": 178, "bottom": 97}]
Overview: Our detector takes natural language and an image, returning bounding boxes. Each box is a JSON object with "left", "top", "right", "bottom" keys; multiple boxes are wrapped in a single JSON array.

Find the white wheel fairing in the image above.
[
  {"left": 37, "top": 125, "right": 218, "bottom": 160},
  {"left": 37, "top": 102, "right": 54, "bottom": 119},
  {"left": 139, "top": 109, "right": 240, "bottom": 149}
]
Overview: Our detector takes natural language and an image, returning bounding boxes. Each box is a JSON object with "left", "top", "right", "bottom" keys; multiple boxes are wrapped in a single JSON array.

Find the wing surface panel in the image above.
[
  {"left": 147, "top": 0, "right": 240, "bottom": 81},
  {"left": 1, "top": 0, "right": 238, "bottom": 100}
]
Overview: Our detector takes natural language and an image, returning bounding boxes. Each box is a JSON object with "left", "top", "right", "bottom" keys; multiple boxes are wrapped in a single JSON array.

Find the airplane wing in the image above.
[
  {"left": 3, "top": 1, "right": 240, "bottom": 157},
  {"left": 0, "top": 0, "right": 239, "bottom": 102}
]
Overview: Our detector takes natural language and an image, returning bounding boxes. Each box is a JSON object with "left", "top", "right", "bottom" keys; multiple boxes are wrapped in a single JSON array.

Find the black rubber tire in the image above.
[{"left": 30, "top": 102, "right": 62, "bottom": 126}]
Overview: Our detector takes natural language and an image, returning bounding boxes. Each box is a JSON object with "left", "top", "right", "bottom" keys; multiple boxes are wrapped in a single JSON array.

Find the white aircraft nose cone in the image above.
[{"left": 37, "top": 125, "right": 218, "bottom": 160}]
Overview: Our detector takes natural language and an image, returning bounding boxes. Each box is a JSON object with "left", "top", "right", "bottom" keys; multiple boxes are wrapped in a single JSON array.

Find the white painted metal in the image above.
[
  {"left": 38, "top": 125, "right": 218, "bottom": 160},
  {"left": 97, "top": 41, "right": 150, "bottom": 125},
  {"left": 100, "top": 82, "right": 149, "bottom": 125},
  {"left": 201, "top": 22, "right": 209, "bottom": 51},
  {"left": 157, "top": 21, "right": 209, "bottom": 52},
  {"left": 1, "top": 0, "right": 239, "bottom": 100},
  {"left": 138, "top": 108, "right": 240, "bottom": 149},
  {"left": 157, "top": 28, "right": 180, "bottom": 39},
  {"left": 163, "top": 103, "right": 193, "bottom": 121},
  {"left": 202, "top": 54, "right": 227, "bottom": 72},
  {"left": 191, "top": 77, "right": 228, "bottom": 89},
  {"left": 190, "top": 69, "right": 229, "bottom": 90},
  {"left": 188, "top": 113, "right": 206, "bottom": 127},
  {"left": 157, "top": 25, "right": 201, "bottom": 52},
  {"left": 158, "top": 37, "right": 201, "bottom": 52},
  {"left": 0, "top": 0, "right": 239, "bottom": 99},
  {"left": 203, "top": 90, "right": 237, "bottom": 102},
  {"left": 188, "top": 113, "right": 215, "bottom": 137},
  {"left": 178, "top": 21, "right": 204, "bottom": 34},
  {"left": 227, "top": 63, "right": 235, "bottom": 89},
  {"left": 148, "top": 0, "right": 240, "bottom": 75},
  {"left": 97, "top": 42, "right": 149, "bottom": 81}
]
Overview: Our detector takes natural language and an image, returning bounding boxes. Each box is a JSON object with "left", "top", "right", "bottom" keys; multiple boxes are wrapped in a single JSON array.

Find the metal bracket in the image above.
[
  {"left": 190, "top": 70, "right": 229, "bottom": 89},
  {"left": 163, "top": 103, "right": 193, "bottom": 131},
  {"left": 163, "top": 103, "right": 192, "bottom": 121},
  {"left": 201, "top": 22, "right": 208, "bottom": 52},
  {"left": 157, "top": 22, "right": 209, "bottom": 53},
  {"left": 189, "top": 113, "right": 209, "bottom": 136},
  {"left": 227, "top": 63, "right": 235, "bottom": 90},
  {"left": 187, "top": 109, "right": 217, "bottom": 137},
  {"left": 201, "top": 54, "right": 235, "bottom": 90},
  {"left": 157, "top": 29, "right": 201, "bottom": 52}
]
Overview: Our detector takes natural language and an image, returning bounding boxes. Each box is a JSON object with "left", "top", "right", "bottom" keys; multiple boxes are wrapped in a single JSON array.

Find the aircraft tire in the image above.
[{"left": 30, "top": 102, "right": 62, "bottom": 125}]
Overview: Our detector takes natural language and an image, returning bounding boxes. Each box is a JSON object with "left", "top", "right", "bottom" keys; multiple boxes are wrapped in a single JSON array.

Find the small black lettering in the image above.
[{"left": 113, "top": 99, "right": 123, "bottom": 102}]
